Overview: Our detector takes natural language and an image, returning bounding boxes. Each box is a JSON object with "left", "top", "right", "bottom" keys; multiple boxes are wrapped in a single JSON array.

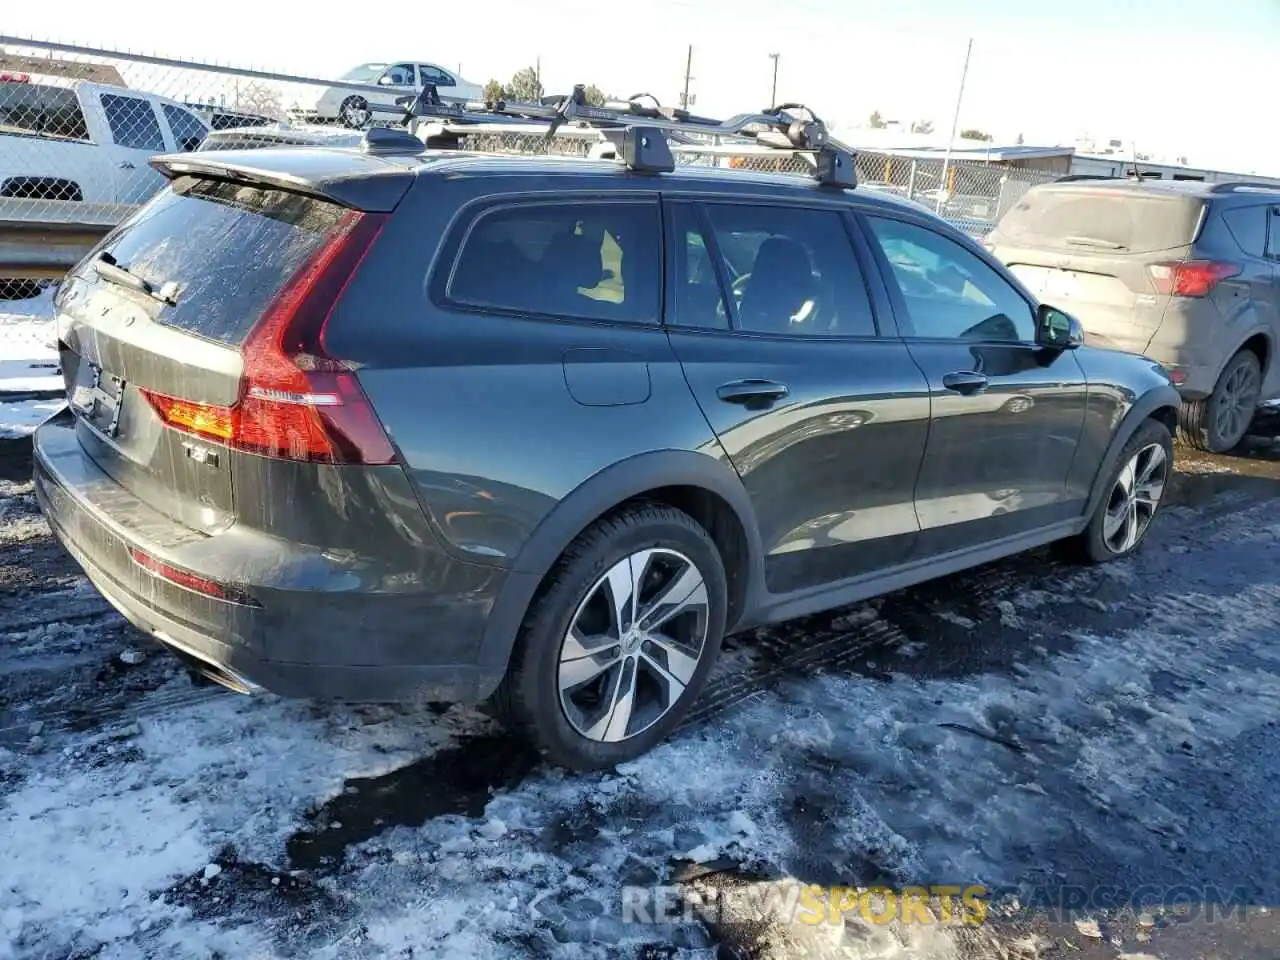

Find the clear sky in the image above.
[{"left": 6, "top": 0, "right": 1279, "bottom": 172}]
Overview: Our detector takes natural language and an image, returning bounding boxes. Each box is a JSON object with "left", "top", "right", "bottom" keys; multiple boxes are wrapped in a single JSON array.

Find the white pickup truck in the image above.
[{"left": 0, "top": 77, "right": 209, "bottom": 211}]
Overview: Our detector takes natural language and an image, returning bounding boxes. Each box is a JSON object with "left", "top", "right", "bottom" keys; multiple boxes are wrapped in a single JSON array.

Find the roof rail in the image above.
[
  {"left": 365, "top": 83, "right": 857, "bottom": 187},
  {"left": 1208, "top": 181, "right": 1280, "bottom": 194}
]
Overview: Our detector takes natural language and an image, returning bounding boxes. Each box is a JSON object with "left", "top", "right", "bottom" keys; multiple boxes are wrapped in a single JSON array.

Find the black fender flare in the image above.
[
  {"left": 1083, "top": 384, "right": 1182, "bottom": 520},
  {"left": 473, "top": 449, "right": 764, "bottom": 689}
]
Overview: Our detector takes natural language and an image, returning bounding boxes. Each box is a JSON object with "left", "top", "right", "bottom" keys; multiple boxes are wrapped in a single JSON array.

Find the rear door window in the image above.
[
  {"left": 96, "top": 177, "right": 348, "bottom": 344},
  {"left": 420, "top": 65, "right": 455, "bottom": 87},
  {"left": 996, "top": 189, "right": 1204, "bottom": 254},
  {"left": 0, "top": 82, "right": 89, "bottom": 140},
  {"left": 446, "top": 200, "right": 661, "bottom": 324},
  {"left": 101, "top": 93, "right": 165, "bottom": 151},
  {"left": 161, "top": 104, "right": 208, "bottom": 152}
]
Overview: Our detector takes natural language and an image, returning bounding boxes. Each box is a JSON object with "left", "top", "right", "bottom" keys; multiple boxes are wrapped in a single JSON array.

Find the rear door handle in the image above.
[
  {"left": 942, "top": 371, "right": 989, "bottom": 395},
  {"left": 716, "top": 379, "right": 790, "bottom": 405}
]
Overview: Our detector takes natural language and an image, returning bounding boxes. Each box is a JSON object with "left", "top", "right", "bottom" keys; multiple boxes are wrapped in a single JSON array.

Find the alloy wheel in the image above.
[
  {"left": 1103, "top": 443, "right": 1168, "bottom": 555},
  {"left": 557, "top": 548, "right": 709, "bottom": 743}
]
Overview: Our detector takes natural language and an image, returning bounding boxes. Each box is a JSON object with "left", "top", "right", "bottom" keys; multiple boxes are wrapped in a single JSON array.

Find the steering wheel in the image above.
[
  {"left": 716, "top": 272, "right": 838, "bottom": 332},
  {"left": 715, "top": 272, "right": 753, "bottom": 325}
]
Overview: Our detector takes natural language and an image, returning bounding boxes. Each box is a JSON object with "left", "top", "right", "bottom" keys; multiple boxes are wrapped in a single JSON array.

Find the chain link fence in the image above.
[{"left": 1, "top": 34, "right": 1061, "bottom": 277}]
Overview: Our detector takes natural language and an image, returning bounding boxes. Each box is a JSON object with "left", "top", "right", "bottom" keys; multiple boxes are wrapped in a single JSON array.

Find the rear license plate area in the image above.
[{"left": 70, "top": 361, "right": 127, "bottom": 439}]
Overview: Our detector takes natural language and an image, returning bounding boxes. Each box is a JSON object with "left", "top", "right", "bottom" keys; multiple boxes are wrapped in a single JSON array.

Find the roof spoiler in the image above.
[{"left": 149, "top": 152, "right": 414, "bottom": 212}]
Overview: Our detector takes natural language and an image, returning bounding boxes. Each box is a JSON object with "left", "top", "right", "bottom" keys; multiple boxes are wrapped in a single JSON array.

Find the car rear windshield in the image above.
[
  {"left": 97, "top": 177, "right": 348, "bottom": 345},
  {"left": 995, "top": 189, "right": 1204, "bottom": 255}
]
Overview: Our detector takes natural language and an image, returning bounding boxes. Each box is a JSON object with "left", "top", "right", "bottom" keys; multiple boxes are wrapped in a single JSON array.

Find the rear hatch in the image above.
[
  {"left": 987, "top": 186, "right": 1205, "bottom": 353},
  {"left": 53, "top": 150, "right": 412, "bottom": 534}
]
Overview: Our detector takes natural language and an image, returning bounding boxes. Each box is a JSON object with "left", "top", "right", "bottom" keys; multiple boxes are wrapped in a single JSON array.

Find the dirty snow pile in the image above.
[{"left": 0, "top": 287, "right": 61, "bottom": 438}]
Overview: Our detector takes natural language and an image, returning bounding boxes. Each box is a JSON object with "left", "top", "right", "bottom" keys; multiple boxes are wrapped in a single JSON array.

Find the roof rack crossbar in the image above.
[{"left": 370, "top": 84, "right": 857, "bottom": 187}]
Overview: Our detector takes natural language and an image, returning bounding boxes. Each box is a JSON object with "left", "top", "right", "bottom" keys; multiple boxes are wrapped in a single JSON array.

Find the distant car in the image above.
[
  {"left": 986, "top": 180, "right": 1280, "bottom": 452},
  {"left": 289, "top": 61, "right": 483, "bottom": 128}
]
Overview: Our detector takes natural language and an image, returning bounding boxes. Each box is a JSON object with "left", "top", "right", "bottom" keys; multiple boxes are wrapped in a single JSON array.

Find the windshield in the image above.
[{"left": 339, "top": 63, "right": 388, "bottom": 82}]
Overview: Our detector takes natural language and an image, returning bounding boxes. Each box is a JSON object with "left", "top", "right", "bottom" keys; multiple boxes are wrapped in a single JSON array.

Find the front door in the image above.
[
  {"left": 663, "top": 198, "right": 932, "bottom": 596},
  {"left": 859, "top": 213, "right": 1088, "bottom": 556}
]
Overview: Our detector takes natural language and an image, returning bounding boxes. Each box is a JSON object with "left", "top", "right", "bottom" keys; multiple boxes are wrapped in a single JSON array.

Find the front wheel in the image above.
[
  {"left": 492, "top": 503, "right": 727, "bottom": 770},
  {"left": 1066, "top": 418, "right": 1173, "bottom": 563},
  {"left": 338, "top": 96, "right": 370, "bottom": 128}
]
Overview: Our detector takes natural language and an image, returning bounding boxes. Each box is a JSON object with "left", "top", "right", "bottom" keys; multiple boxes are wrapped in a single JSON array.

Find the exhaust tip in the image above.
[{"left": 153, "top": 631, "right": 263, "bottom": 695}]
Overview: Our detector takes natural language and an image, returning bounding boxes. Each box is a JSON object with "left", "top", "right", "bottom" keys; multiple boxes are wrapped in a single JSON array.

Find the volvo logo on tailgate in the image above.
[{"left": 69, "top": 362, "right": 126, "bottom": 439}]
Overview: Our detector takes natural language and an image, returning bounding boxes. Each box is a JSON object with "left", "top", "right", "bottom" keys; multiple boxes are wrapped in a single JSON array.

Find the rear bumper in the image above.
[{"left": 33, "top": 411, "right": 509, "bottom": 702}]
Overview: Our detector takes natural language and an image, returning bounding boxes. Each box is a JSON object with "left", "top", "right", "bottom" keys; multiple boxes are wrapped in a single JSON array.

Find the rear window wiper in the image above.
[
  {"left": 93, "top": 252, "right": 180, "bottom": 306},
  {"left": 1064, "top": 235, "right": 1126, "bottom": 250}
]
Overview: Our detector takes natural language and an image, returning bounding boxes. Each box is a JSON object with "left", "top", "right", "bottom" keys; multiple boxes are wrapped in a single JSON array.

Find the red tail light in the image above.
[
  {"left": 142, "top": 210, "right": 396, "bottom": 465},
  {"left": 1147, "top": 260, "right": 1241, "bottom": 298}
]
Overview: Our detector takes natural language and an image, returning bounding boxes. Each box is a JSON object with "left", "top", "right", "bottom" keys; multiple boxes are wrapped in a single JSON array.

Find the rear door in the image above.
[
  {"left": 55, "top": 176, "right": 359, "bottom": 532},
  {"left": 860, "top": 212, "right": 1088, "bottom": 555},
  {"left": 97, "top": 90, "right": 169, "bottom": 204},
  {"left": 988, "top": 187, "right": 1204, "bottom": 355},
  {"left": 662, "top": 197, "right": 931, "bottom": 595}
]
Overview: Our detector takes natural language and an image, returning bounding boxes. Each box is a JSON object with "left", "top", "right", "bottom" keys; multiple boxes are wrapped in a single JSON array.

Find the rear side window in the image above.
[
  {"left": 1221, "top": 205, "right": 1268, "bottom": 258},
  {"left": 101, "top": 93, "right": 165, "bottom": 151},
  {"left": 0, "top": 82, "right": 89, "bottom": 141},
  {"left": 447, "top": 201, "right": 660, "bottom": 324},
  {"left": 97, "top": 177, "right": 347, "bottom": 344},
  {"left": 1269, "top": 209, "right": 1280, "bottom": 260},
  {"left": 995, "top": 189, "right": 1204, "bottom": 254},
  {"left": 161, "top": 104, "right": 208, "bottom": 152}
]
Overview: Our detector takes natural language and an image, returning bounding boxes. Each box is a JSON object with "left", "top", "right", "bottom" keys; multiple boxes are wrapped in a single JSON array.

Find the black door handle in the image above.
[
  {"left": 716, "top": 379, "right": 790, "bottom": 405},
  {"left": 942, "top": 371, "right": 989, "bottom": 396}
]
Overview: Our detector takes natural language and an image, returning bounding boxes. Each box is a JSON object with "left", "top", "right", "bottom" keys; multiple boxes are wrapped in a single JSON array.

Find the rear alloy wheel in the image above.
[
  {"left": 492, "top": 504, "right": 727, "bottom": 770},
  {"left": 1178, "top": 349, "right": 1262, "bottom": 453},
  {"left": 338, "top": 96, "right": 371, "bottom": 128},
  {"left": 1067, "top": 418, "right": 1173, "bottom": 563}
]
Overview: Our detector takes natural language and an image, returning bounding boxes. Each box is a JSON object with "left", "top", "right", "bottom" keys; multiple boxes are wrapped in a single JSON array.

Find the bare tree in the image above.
[{"left": 233, "top": 81, "right": 284, "bottom": 120}]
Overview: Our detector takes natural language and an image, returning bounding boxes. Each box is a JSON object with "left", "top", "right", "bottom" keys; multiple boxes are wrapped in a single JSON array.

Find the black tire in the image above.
[
  {"left": 338, "top": 96, "right": 369, "bottom": 129},
  {"left": 1177, "top": 349, "right": 1262, "bottom": 453},
  {"left": 1064, "top": 418, "right": 1174, "bottom": 564},
  {"left": 491, "top": 503, "right": 728, "bottom": 771}
]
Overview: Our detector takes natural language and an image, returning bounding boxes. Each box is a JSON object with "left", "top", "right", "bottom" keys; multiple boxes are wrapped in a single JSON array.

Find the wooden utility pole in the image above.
[{"left": 681, "top": 45, "right": 694, "bottom": 110}]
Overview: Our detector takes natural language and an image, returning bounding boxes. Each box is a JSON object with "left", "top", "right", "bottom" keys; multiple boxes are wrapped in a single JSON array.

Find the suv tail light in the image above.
[
  {"left": 1147, "top": 260, "right": 1241, "bottom": 298},
  {"left": 141, "top": 210, "right": 396, "bottom": 465}
]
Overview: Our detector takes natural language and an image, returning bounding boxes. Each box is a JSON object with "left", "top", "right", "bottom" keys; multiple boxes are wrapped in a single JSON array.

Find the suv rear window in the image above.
[
  {"left": 446, "top": 201, "right": 660, "bottom": 324},
  {"left": 995, "top": 189, "right": 1204, "bottom": 255},
  {"left": 97, "top": 177, "right": 347, "bottom": 345}
]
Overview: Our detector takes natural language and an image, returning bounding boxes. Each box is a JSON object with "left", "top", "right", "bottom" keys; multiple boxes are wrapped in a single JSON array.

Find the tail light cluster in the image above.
[
  {"left": 1147, "top": 260, "right": 1241, "bottom": 298},
  {"left": 141, "top": 210, "right": 396, "bottom": 465}
]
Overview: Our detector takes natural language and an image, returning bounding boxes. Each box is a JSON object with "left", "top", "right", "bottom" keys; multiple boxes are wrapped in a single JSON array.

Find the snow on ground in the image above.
[
  {"left": 1, "top": 447, "right": 1279, "bottom": 959},
  {"left": 0, "top": 288, "right": 61, "bottom": 439}
]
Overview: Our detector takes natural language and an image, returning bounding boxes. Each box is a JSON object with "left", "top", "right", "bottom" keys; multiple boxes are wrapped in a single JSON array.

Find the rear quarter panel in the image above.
[{"left": 321, "top": 170, "right": 728, "bottom": 569}]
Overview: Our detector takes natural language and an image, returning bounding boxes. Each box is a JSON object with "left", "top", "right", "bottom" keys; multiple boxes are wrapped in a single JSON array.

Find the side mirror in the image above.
[
  {"left": 1036, "top": 304, "right": 1084, "bottom": 350},
  {"left": 378, "top": 75, "right": 396, "bottom": 86}
]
